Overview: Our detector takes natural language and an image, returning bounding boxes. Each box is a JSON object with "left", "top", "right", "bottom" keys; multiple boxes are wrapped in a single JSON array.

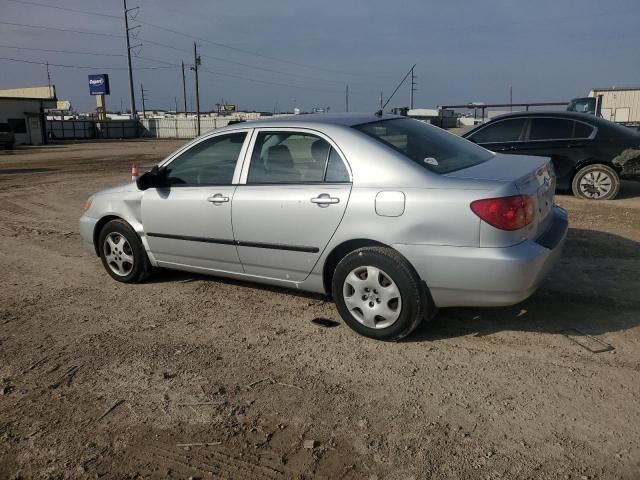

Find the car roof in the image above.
[
  {"left": 216, "top": 112, "right": 403, "bottom": 131},
  {"left": 486, "top": 110, "right": 595, "bottom": 122},
  {"left": 465, "top": 110, "right": 639, "bottom": 138}
]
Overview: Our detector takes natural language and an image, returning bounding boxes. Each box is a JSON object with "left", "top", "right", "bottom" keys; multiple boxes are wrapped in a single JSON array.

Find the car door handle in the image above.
[
  {"left": 311, "top": 194, "right": 340, "bottom": 207},
  {"left": 207, "top": 194, "right": 229, "bottom": 203}
]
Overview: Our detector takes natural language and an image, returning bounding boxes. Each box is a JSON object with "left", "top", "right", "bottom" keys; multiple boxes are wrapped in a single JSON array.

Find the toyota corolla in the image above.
[{"left": 80, "top": 114, "right": 568, "bottom": 341}]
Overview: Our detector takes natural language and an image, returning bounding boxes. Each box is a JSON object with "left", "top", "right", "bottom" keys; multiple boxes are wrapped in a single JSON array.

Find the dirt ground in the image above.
[{"left": 0, "top": 140, "right": 639, "bottom": 480}]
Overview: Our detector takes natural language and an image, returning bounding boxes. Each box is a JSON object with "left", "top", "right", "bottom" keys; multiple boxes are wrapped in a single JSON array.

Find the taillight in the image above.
[{"left": 470, "top": 195, "right": 535, "bottom": 231}]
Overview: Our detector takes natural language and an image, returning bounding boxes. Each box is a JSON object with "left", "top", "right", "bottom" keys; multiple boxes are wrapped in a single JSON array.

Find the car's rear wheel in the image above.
[
  {"left": 571, "top": 164, "right": 620, "bottom": 200},
  {"left": 98, "top": 219, "right": 152, "bottom": 283},
  {"left": 332, "top": 246, "right": 433, "bottom": 341}
]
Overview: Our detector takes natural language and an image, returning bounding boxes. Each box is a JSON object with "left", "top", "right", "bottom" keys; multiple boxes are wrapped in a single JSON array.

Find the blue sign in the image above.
[{"left": 88, "top": 74, "right": 110, "bottom": 95}]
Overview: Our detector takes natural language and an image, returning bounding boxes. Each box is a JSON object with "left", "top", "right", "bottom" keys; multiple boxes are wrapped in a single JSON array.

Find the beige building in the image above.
[
  {"left": 0, "top": 85, "right": 57, "bottom": 145},
  {"left": 589, "top": 86, "right": 640, "bottom": 125}
]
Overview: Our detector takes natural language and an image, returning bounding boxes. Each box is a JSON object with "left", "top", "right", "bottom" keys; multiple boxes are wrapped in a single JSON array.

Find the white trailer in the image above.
[{"left": 567, "top": 86, "right": 640, "bottom": 127}]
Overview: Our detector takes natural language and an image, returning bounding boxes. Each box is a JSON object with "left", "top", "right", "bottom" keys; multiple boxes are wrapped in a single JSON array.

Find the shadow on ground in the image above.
[
  {"left": 409, "top": 228, "right": 640, "bottom": 342},
  {"left": 143, "top": 228, "right": 639, "bottom": 341}
]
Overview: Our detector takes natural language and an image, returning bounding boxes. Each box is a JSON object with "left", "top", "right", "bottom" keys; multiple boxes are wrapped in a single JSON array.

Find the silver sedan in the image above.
[{"left": 80, "top": 113, "right": 568, "bottom": 340}]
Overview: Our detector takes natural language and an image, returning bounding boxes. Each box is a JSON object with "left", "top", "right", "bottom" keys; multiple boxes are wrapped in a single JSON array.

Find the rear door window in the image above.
[
  {"left": 469, "top": 119, "right": 526, "bottom": 143},
  {"left": 247, "top": 131, "right": 350, "bottom": 183},
  {"left": 529, "top": 118, "right": 574, "bottom": 140},
  {"left": 573, "top": 121, "right": 595, "bottom": 139}
]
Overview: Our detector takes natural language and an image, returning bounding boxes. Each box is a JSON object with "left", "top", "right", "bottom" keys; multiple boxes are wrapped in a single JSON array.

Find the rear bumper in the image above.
[{"left": 394, "top": 206, "right": 568, "bottom": 308}]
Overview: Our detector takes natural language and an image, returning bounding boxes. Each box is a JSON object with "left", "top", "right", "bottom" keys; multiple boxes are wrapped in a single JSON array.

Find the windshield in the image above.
[{"left": 354, "top": 118, "right": 493, "bottom": 174}]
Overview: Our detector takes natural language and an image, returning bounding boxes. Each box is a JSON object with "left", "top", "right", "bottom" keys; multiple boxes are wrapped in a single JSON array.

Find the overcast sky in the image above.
[{"left": 1, "top": 0, "right": 639, "bottom": 113}]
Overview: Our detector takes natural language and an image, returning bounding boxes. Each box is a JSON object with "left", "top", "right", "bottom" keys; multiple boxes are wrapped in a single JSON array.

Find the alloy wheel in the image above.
[
  {"left": 103, "top": 233, "right": 135, "bottom": 277},
  {"left": 579, "top": 170, "right": 613, "bottom": 199}
]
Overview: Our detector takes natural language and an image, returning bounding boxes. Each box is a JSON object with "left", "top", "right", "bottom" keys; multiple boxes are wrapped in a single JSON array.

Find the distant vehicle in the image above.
[
  {"left": 463, "top": 111, "right": 640, "bottom": 200},
  {"left": 0, "top": 123, "right": 15, "bottom": 150},
  {"left": 567, "top": 87, "right": 640, "bottom": 128},
  {"left": 80, "top": 114, "right": 567, "bottom": 341}
]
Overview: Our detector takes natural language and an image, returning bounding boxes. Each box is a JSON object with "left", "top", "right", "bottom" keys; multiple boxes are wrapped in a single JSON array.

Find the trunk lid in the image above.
[{"left": 445, "top": 153, "right": 556, "bottom": 241}]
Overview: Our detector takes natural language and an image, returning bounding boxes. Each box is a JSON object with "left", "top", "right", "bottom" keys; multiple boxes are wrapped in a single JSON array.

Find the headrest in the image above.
[
  {"left": 311, "top": 139, "right": 330, "bottom": 163},
  {"left": 265, "top": 145, "right": 293, "bottom": 170}
]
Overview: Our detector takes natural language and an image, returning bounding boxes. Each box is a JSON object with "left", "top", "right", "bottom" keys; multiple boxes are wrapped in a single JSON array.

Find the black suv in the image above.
[{"left": 463, "top": 111, "right": 640, "bottom": 200}]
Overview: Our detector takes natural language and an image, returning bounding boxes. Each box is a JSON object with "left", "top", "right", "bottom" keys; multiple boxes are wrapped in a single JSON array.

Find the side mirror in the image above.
[{"left": 136, "top": 165, "right": 166, "bottom": 190}]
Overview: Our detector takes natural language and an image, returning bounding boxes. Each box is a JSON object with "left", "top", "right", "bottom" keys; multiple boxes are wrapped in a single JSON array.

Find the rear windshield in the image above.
[{"left": 353, "top": 118, "right": 492, "bottom": 174}]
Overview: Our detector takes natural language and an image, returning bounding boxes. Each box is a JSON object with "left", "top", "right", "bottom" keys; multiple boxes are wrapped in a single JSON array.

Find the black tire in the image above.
[
  {"left": 332, "top": 246, "right": 434, "bottom": 341},
  {"left": 98, "top": 219, "right": 152, "bottom": 283},
  {"left": 571, "top": 164, "right": 620, "bottom": 200}
]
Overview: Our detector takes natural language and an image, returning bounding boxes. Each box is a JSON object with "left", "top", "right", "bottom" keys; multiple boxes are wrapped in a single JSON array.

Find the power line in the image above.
[
  {"left": 0, "top": 20, "right": 123, "bottom": 39},
  {"left": 138, "top": 37, "right": 350, "bottom": 85},
  {"left": 6, "top": 0, "right": 121, "bottom": 19},
  {"left": 135, "top": 18, "right": 353, "bottom": 75},
  {"left": 0, "top": 44, "right": 125, "bottom": 57},
  {"left": 1, "top": 19, "right": 368, "bottom": 88},
  {"left": 0, "top": 56, "right": 175, "bottom": 70},
  {"left": 199, "top": 68, "right": 342, "bottom": 94},
  {"left": 5, "top": 0, "right": 353, "bottom": 75}
]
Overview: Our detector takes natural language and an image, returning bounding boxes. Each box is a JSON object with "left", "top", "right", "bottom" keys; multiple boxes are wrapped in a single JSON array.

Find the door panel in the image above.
[
  {"left": 142, "top": 186, "right": 241, "bottom": 271},
  {"left": 232, "top": 128, "right": 351, "bottom": 282},
  {"left": 141, "top": 131, "right": 249, "bottom": 272},
  {"left": 232, "top": 184, "right": 350, "bottom": 281}
]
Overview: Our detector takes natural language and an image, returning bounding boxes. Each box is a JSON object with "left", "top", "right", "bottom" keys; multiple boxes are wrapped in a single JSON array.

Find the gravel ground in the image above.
[{"left": 0, "top": 140, "right": 639, "bottom": 479}]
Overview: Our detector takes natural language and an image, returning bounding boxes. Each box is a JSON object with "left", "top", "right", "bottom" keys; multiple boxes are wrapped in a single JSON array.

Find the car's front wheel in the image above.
[
  {"left": 98, "top": 219, "right": 152, "bottom": 283},
  {"left": 332, "top": 246, "right": 433, "bottom": 341},
  {"left": 571, "top": 163, "right": 620, "bottom": 200}
]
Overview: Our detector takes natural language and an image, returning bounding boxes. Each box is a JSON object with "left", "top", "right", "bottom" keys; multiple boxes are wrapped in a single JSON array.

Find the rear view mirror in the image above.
[{"left": 136, "top": 165, "right": 165, "bottom": 190}]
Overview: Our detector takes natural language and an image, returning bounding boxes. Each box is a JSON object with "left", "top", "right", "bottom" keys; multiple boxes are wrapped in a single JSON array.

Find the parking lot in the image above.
[{"left": 0, "top": 140, "right": 639, "bottom": 479}]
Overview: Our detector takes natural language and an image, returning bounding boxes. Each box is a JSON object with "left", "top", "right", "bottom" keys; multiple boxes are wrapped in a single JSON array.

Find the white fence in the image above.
[{"left": 139, "top": 117, "right": 235, "bottom": 139}]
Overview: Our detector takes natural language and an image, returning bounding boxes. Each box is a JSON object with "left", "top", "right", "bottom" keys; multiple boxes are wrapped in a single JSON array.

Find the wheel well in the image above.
[
  {"left": 322, "top": 239, "right": 387, "bottom": 296},
  {"left": 93, "top": 215, "right": 122, "bottom": 256}
]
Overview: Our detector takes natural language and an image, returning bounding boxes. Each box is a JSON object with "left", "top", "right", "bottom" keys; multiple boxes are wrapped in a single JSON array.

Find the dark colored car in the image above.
[
  {"left": 0, "top": 123, "right": 15, "bottom": 150},
  {"left": 463, "top": 111, "right": 640, "bottom": 199}
]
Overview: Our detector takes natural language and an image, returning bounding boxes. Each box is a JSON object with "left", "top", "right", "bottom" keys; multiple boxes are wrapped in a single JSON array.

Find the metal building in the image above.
[
  {"left": 0, "top": 86, "right": 57, "bottom": 145},
  {"left": 589, "top": 86, "right": 640, "bottom": 126}
]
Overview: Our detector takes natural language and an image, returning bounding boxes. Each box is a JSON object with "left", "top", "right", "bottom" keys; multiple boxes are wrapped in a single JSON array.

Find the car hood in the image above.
[{"left": 444, "top": 153, "right": 550, "bottom": 182}]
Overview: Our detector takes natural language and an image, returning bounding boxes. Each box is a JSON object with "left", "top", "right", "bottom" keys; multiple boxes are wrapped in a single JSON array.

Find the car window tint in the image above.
[
  {"left": 573, "top": 121, "right": 594, "bottom": 139},
  {"left": 165, "top": 132, "right": 246, "bottom": 186},
  {"left": 325, "top": 148, "right": 350, "bottom": 182},
  {"left": 355, "top": 118, "right": 492, "bottom": 174},
  {"left": 529, "top": 118, "right": 574, "bottom": 140},
  {"left": 469, "top": 119, "right": 526, "bottom": 143},
  {"left": 247, "top": 132, "right": 330, "bottom": 183}
]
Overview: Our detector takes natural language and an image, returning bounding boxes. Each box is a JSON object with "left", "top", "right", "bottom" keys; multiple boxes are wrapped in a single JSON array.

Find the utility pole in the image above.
[
  {"left": 181, "top": 60, "right": 187, "bottom": 116},
  {"left": 509, "top": 86, "right": 513, "bottom": 112},
  {"left": 45, "top": 61, "right": 52, "bottom": 97},
  {"left": 140, "top": 83, "right": 147, "bottom": 119},
  {"left": 191, "top": 42, "right": 201, "bottom": 136},
  {"left": 379, "top": 90, "right": 383, "bottom": 110},
  {"left": 123, "top": 0, "right": 137, "bottom": 118},
  {"left": 410, "top": 65, "right": 416, "bottom": 109},
  {"left": 345, "top": 84, "right": 349, "bottom": 112}
]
